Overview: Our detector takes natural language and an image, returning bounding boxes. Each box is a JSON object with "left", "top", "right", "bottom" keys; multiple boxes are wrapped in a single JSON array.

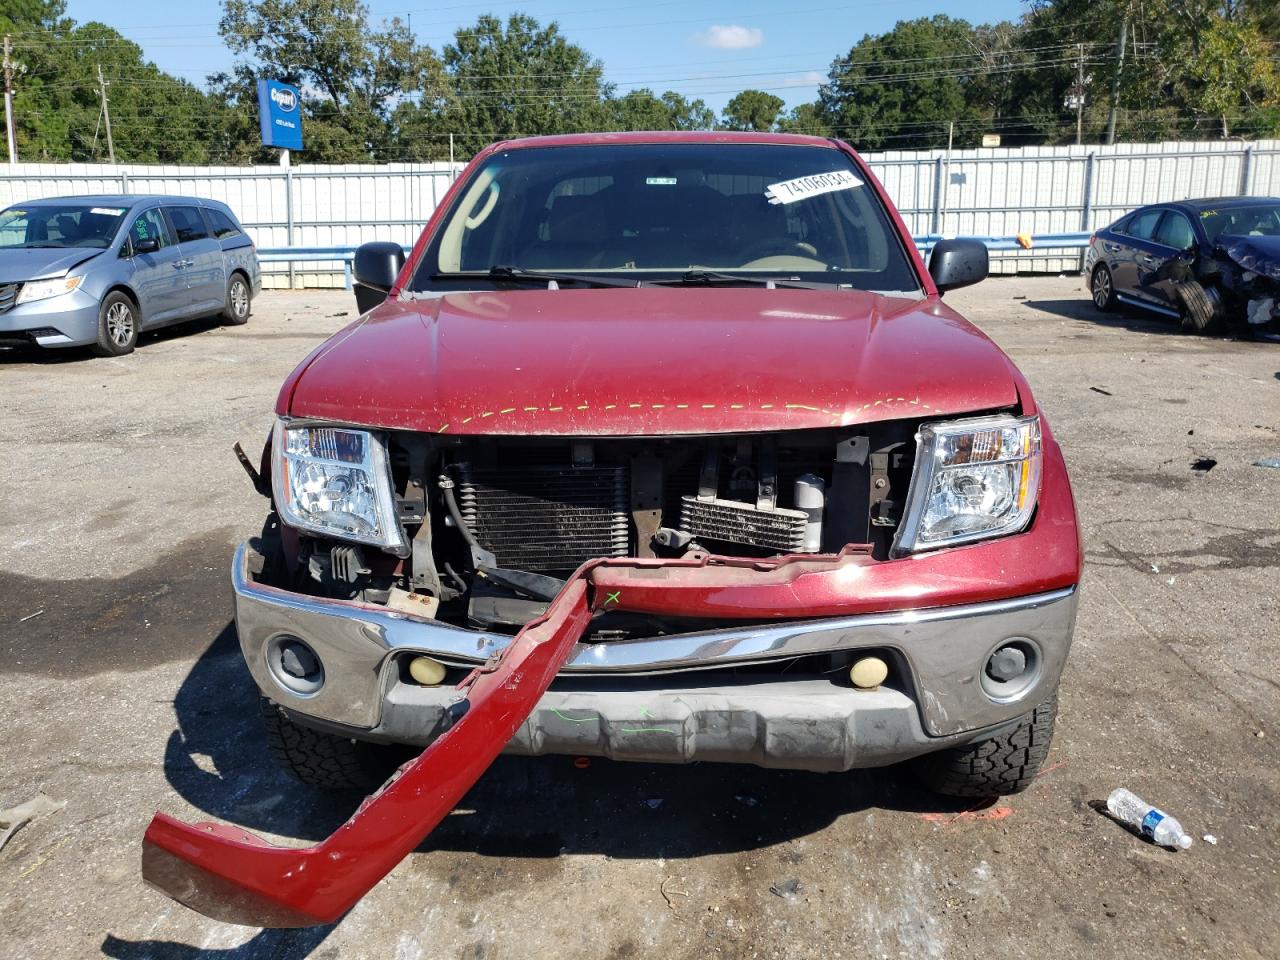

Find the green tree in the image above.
[
  {"left": 597, "top": 89, "right": 715, "bottom": 131},
  {"left": 217, "top": 0, "right": 443, "bottom": 161},
  {"left": 721, "top": 90, "right": 784, "bottom": 131},
  {"left": 6, "top": 4, "right": 233, "bottom": 162},
  {"left": 816, "top": 16, "right": 995, "bottom": 149},
  {"left": 776, "top": 102, "right": 830, "bottom": 137},
  {"left": 428, "top": 14, "right": 611, "bottom": 158}
]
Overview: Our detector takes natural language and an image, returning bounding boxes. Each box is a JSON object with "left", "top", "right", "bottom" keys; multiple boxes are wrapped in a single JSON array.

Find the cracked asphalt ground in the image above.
[{"left": 1, "top": 276, "right": 1278, "bottom": 960}]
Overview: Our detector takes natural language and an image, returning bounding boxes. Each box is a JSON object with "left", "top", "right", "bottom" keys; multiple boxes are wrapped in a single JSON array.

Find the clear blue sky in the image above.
[{"left": 64, "top": 0, "right": 1030, "bottom": 114}]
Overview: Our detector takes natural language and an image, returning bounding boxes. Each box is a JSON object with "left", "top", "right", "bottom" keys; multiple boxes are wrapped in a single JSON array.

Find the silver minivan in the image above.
[{"left": 0, "top": 195, "right": 261, "bottom": 356}]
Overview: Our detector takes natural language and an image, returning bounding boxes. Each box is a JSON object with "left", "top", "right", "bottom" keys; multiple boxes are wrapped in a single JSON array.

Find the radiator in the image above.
[{"left": 456, "top": 465, "right": 629, "bottom": 572}]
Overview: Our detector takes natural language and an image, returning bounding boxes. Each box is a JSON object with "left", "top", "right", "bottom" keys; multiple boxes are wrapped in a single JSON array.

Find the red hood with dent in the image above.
[{"left": 283, "top": 287, "right": 1020, "bottom": 435}]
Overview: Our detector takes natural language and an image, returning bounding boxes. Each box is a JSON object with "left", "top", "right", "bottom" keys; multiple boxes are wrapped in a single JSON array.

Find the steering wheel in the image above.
[{"left": 736, "top": 237, "right": 819, "bottom": 265}]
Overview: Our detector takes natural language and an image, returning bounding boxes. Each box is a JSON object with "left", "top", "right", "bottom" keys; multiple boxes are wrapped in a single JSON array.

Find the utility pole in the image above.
[
  {"left": 3, "top": 36, "right": 16, "bottom": 164},
  {"left": 1104, "top": 19, "right": 1128, "bottom": 146},
  {"left": 1075, "top": 42, "right": 1085, "bottom": 146},
  {"left": 97, "top": 64, "right": 115, "bottom": 163}
]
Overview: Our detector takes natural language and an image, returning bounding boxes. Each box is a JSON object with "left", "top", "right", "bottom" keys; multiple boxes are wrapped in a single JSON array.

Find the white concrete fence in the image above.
[{"left": 2, "top": 140, "right": 1277, "bottom": 287}]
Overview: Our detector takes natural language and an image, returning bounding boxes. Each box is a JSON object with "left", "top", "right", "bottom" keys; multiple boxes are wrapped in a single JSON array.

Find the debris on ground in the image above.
[
  {"left": 659, "top": 876, "right": 689, "bottom": 916},
  {"left": 1191, "top": 458, "right": 1217, "bottom": 472},
  {"left": 1203, "top": 834, "right": 1218, "bottom": 845},
  {"left": 17, "top": 610, "right": 44, "bottom": 623},
  {"left": 770, "top": 878, "right": 801, "bottom": 899},
  {"left": 1089, "top": 386, "right": 1113, "bottom": 396},
  {"left": 1254, "top": 458, "right": 1280, "bottom": 470},
  {"left": 0, "top": 795, "right": 66, "bottom": 853},
  {"left": 1105, "top": 788, "right": 1193, "bottom": 850}
]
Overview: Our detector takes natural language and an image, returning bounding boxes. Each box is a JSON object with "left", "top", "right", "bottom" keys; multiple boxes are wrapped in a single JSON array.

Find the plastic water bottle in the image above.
[{"left": 1106, "top": 788, "right": 1193, "bottom": 850}]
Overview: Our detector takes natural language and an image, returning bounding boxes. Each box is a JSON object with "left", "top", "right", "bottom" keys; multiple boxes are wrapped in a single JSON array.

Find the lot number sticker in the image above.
[{"left": 765, "top": 170, "right": 862, "bottom": 205}]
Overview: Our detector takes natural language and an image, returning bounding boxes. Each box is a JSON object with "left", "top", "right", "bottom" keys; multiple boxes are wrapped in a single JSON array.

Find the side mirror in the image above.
[
  {"left": 132, "top": 236, "right": 160, "bottom": 255},
  {"left": 928, "top": 238, "right": 988, "bottom": 294},
  {"left": 353, "top": 241, "right": 406, "bottom": 313}
]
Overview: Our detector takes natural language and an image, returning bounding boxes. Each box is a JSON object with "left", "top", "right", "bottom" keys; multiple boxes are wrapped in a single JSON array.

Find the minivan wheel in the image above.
[
  {"left": 1090, "top": 264, "right": 1117, "bottom": 312},
  {"left": 912, "top": 694, "right": 1057, "bottom": 798},
  {"left": 222, "top": 273, "right": 251, "bottom": 325},
  {"left": 92, "top": 291, "right": 139, "bottom": 357}
]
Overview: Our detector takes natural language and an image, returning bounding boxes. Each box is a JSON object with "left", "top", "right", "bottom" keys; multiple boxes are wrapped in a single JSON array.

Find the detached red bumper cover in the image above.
[{"left": 142, "top": 575, "right": 595, "bottom": 928}]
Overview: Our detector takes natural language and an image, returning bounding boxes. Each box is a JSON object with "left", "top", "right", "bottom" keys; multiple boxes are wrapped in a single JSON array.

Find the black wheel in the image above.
[
  {"left": 92, "top": 291, "right": 139, "bottom": 357},
  {"left": 260, "top": 697, "right": 409, "bottom": 791},
  {"left": 1090, "top": 263, "right": 1117, "bottom": 312},
  {"left": 1175, "top": 280, "right": 1222, "bottom": 335},
  {"left": 222, "top": 272, "right": 251, "bottom": 325},
  {"left": 912, "top": 695, "right": 1057, "bottom": 798}
]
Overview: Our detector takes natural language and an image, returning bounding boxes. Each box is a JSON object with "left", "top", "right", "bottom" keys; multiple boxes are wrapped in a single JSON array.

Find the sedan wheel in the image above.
[{"left": 1091, "top": 264, "right": 1117, "bottom": 312}]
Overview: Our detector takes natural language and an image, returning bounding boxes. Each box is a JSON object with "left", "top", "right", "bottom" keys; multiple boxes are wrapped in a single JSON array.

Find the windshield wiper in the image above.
[
  {"left": 431, "top": 266, "right": 639, "bottom": 289},
  {"left": 647, "top": 269, "right": 831, "bottom": 290}
]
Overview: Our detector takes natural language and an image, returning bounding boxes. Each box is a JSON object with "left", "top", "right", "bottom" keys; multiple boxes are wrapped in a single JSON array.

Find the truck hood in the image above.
[
  {"left": 0, "top": 247, "right": 103, "bottom": 280},
  {"left": 285, "top": 287, "right": 1021, "bottom": 436}
]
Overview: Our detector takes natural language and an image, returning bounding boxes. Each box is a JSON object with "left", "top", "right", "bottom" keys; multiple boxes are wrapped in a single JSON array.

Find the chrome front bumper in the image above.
[{"left": 233, "top": 544, "right": 1078, "bottom": 770}]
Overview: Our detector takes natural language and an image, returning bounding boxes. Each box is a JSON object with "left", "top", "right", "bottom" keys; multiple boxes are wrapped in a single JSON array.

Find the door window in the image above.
[
  {"left": 1154, "top": 212, "right": 1195, "bottom": 250},
  {"left": 202, "top": 207, "right": 243, "bottom": 239},
  {"left": 166, "top": 206, "right": 210, "bottom": 243},
  {"left": 1126, "top": 209, "right": 1163, "bottom": 241},
  {"left": 129, "top": 209, "right": 172, "bottom": 250}
]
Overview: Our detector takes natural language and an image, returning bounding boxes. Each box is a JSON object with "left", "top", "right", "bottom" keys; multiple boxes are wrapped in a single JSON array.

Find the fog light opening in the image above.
[
  {"left": 266, "top": 635, "right": 325, "bottom": 697},
  {"left": 980, "top": 638, "right": 1041, "bottom": 702}
]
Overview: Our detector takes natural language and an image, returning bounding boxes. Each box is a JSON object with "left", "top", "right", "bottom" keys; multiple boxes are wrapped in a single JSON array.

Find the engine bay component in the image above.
[
  {"left": 678, "top": 495, "right": 811, "bottom": 553},
  {"left": 456, "top": 463, "right": 628, "bottom": 572}
]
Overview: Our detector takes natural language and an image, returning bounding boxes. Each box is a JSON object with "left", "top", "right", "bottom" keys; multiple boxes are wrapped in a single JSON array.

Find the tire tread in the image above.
[{"left": 914, "top": 695, "right": 1057, "bottom": 798}]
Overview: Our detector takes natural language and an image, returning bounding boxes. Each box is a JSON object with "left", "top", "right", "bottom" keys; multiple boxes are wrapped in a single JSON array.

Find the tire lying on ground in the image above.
[
  {"left": 911, "top": 694, "right": 1057, "bottom": 798},
  {"left": 260, "top": 697, "right": 410, "bottom": 790},
  {"left": 1175, "top": 279, "right": 1223, "bottom": 335}
]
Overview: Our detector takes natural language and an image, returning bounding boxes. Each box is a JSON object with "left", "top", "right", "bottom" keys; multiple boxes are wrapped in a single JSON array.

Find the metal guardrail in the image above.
[{"left": 257, "top": 233, "right": 1094, "bottom": 288}]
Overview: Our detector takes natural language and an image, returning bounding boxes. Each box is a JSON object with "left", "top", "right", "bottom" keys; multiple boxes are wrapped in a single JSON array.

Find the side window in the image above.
[
  {"left": 1110, "top": 215, "right": 1131, "bottom": 235},
  {"left": 1126, "top": 209, "right": 1163, "bottom": 241},
  {"left": 1154, "top": 212, "right": 1195, "bottom": 250},
  {"left": 202, "top": 207, "right": 242, "bottom": 240},
  {"left": 129, "top": 209, "right": 171, "bottom": 250},
  {"left": 166, "top": 205, "right": 210, "bottom": 243}
]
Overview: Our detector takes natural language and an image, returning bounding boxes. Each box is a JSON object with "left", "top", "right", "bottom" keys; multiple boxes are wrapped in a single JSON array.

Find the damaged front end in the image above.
[{"left": 145, "top": 411, "right": 1080, "bottom": 927}]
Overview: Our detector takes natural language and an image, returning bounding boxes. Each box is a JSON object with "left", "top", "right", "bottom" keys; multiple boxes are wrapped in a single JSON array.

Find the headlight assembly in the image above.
[
  {"left": 271, "top": 421, "right": 407, "bottom": 554},
  {"left": 894, "top": 414, "right": 1042, "bottom": 554},
  {"left": 17, "top": 275, "right": 83, "bottom": 305}
]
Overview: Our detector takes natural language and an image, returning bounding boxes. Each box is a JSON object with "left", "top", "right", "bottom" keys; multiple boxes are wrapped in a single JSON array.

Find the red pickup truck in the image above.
[{"left": 144, "top": 132, "right": 1081, "bottom": 927}]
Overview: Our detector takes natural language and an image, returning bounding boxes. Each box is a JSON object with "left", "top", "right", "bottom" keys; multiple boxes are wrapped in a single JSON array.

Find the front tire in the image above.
[
  {"left": 222, "top": 273, "right": 251, "bottom": 325},
  {"left": 1175, "top": 280, "right": 1222, "bottom": 335},
  {"left": 260, "top": 697, "right": 408, "bottom": 791},
  {"left": 92, "top": 291, "right": 139, "bottom": 357},
  {"left": 1090, "top": 263, "right": 1117, "bottom": 312},
  {"left": 912, "top": 695, "right": 1057, "bottom": 798}
]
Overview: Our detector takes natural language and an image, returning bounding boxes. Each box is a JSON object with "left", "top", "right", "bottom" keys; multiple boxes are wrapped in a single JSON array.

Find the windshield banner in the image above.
[{"left": 766, "top": 170, "right": 861, "bottom": 205}]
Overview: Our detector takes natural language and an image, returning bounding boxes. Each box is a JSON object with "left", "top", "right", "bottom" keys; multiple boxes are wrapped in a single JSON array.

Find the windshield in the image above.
[
  {"left": 414, "top": 142, "right": 921, "bottom": 294},
  {"left": 1200, "top": 203, "right": 1280, "bottom": 243},
  {"left": 0, "top": 203, "right": 129, "bottom": 249}
]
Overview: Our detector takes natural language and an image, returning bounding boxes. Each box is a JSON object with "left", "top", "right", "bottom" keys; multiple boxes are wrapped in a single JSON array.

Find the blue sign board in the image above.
[{"left": 256, "top": 79, "right": 303, "bottom": 151}]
